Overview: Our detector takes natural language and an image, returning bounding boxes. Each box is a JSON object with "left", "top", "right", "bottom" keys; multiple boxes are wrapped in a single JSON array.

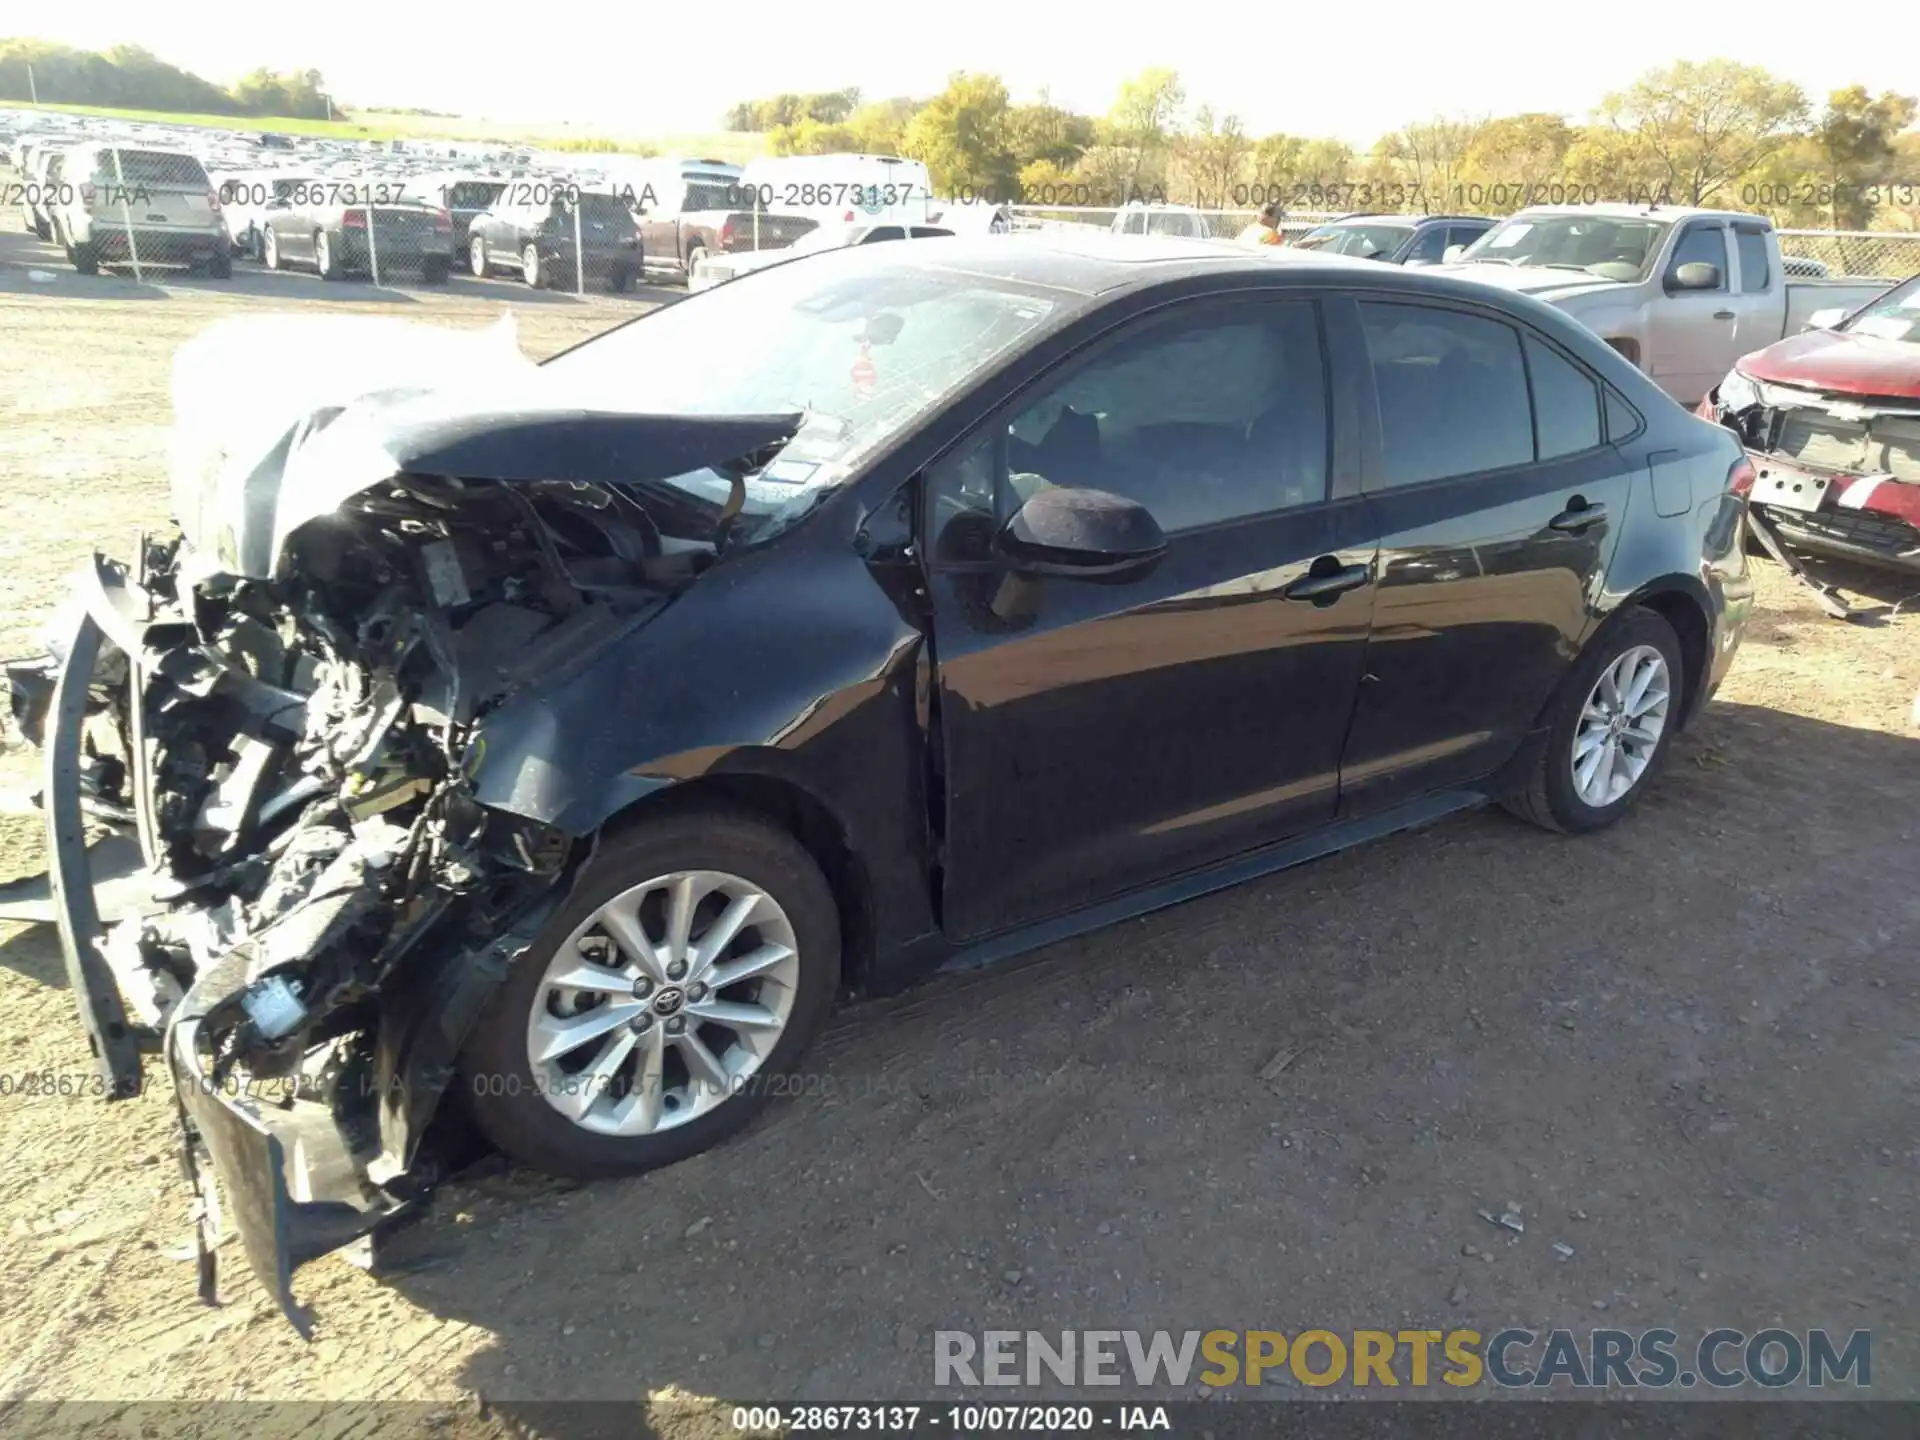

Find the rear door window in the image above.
[{"left": 1358, "top": 302, "right": 1534, "bottom": 487}]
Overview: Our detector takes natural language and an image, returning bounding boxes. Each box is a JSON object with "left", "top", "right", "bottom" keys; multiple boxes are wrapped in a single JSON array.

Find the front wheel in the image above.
[
  {"left": 263, "top": 225, "right": 282, "bottom": 271},
  {"left": 315, "top": 230, "right": 341, "bottom": 280},
  {"left": 470, "top": 234, "right": 489, "bottom": 277},
  {"left": 1500, "top": 606, "right": 1684, "bottom": 834},
  {"left": 68, "top": 240, "right": 99, "bottom": 276},
  {"left": 460, "top": 806, "right": 841, "bottom": 1178},
  {"left": 522, "top": 242, "right": 544, "bottom": 289}
]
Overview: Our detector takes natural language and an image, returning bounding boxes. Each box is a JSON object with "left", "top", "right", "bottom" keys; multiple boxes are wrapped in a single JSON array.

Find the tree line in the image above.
[
  {"left": 0, "top": 40, "right": 336, "bottom": 121},
  {"left": 729, "top": 64, "right": 1920, "bottom": 230}
]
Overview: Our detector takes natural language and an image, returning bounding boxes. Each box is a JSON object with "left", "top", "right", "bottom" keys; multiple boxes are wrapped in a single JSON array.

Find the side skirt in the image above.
[{"left": 883, "top": 787, "right": 1490, "bottom": 989}]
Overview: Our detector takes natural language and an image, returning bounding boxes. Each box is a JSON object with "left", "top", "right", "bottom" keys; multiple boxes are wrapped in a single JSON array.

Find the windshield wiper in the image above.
[{"left": 1463, "top": 255, "right": 1516, "bottom": 266}]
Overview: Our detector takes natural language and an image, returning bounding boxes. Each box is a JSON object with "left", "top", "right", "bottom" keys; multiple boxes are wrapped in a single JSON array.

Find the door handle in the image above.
[
  {"left": 1713, "top": 309, "right": 1735, "bottom": 320},
  {"left": 1549, "top": 500, "right": 1608, "bottom": 533},
  {"left": 1284, "top": 559, "right": 1372, "bottom": 603}
]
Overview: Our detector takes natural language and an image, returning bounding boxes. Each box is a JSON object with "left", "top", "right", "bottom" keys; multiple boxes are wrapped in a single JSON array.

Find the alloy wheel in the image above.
[
  {"left": 525, "top": 870, "right": 801, "bottom": 1136},
  {"left": 1570, "top": 644, "right": 1671, "bottom": 807}
]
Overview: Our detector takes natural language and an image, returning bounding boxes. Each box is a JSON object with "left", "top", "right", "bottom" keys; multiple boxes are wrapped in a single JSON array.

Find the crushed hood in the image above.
[{"left": 167, "top": 313, "right": 802, "bottom": 579}]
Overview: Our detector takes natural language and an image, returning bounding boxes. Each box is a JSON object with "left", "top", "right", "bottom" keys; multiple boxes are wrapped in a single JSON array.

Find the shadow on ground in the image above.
[{"left": 306, "top": 699, "right": 1920, "bottom": 1418}]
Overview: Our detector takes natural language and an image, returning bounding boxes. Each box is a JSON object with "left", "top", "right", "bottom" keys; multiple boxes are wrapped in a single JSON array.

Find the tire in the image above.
[
  {"left": 69, "top": 241, "right": 99, "bottom": 276},
  {"left": 605, "top": 264, "right": 633, "bottom": 294},
  {"left": 522, "top": 242, "right": 544, "bottom": 289},
  {"left": 32, "top": 213, "right": 50, "bottom": 240},
  {"left": 420, "top": 255, "right": 449, "bottom": 285},
  {"left": 206, "top": 247, "right": 233, "bottom": 279},
  {"left": 1500, "top": 606, "right": 1685, "bottom": 835},
  {"left": 263, "top": 225, "right": 281, "bottom": 271},
  {"left": 315, "top": 230, "right": 340, "bottom": 281},
  {"left": 683, "top": 243, "right": 707, "bottom": 283},
  {"left": 470, "top": 235, "right": 488, "bottom": 277},
  {"left": 460, "top": 804, "right": 841, "bottom": 1179}
]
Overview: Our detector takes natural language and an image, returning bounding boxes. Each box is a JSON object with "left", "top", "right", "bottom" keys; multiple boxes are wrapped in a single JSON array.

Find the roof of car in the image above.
[{"left": 857, "top": 231, "right": 1394, "bottom": 295}]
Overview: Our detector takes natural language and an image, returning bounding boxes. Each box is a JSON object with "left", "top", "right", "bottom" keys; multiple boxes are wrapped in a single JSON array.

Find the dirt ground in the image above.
[{"left": 1, "top": 213, "right": 1918, "bottom": 1426}]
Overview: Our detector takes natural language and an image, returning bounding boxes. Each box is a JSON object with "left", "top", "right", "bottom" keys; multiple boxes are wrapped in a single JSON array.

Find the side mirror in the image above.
[
  {"left": 993, "top": 486, "right": 1166, "bottom": 578},
  {"left": 1443, "top": 244, "right": 1467, "bottom": 263},
  {"left": 1803, "top": 307, "right": 1846, "bottom": 332},
  {"left": 1668, "top": 261, "right": 1721, "bottom": 292}
]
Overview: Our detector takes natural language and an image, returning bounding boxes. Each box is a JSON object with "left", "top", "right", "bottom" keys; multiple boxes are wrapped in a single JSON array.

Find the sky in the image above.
[{"left": 24, "top": 1, "right": 1920, "bottom": 147}]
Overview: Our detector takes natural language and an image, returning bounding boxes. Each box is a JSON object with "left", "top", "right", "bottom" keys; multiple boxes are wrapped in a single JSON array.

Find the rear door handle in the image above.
[
  {"left": 1549, "top": 500, "right": 1608, "bottom": 533},
  {"left": 1284, "top": 559, "right": 1372, "bottom": 603},
  {"left": 1713, "top": 309, "right": 1736, "bottom": 320}
]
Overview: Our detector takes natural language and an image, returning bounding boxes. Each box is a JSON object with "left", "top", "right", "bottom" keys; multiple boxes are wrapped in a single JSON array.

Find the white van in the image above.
[{"left": 737, "top": 154, "right": 934, "bottom": 222}]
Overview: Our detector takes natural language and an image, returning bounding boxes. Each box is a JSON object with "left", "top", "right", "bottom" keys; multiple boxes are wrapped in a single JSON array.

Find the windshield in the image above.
[
  {"left": 1841, "top": 274, "right": 1920, "bottom": 342},
  {"left": 538, "top": 246, "right": 1073, "bottom": 539},
  {"left": 1294, "top": 222, "right": 1413, "bottom": 258},
  {"left": 1461, "top": 215, "right": 1672, "bottom": 279}
]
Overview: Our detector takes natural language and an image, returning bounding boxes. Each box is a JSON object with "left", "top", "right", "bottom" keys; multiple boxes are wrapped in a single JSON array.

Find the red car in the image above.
[{"left": 1701, "top": 273, "right": 1920, "bottom": 573}]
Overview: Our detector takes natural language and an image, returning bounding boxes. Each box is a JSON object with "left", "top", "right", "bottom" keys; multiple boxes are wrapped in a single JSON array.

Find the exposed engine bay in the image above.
[
  {"left": 2, "top": 335, "right": 808, "bottom": 1330},
  {"left": 53, "top": 474, "right": 722, "bottom": 1070}
]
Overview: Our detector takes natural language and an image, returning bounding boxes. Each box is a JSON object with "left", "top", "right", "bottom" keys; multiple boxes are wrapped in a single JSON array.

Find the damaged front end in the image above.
[
  {"left": 1705, "top": 377, "right": 1920, "bottom": 581},
  {"left": 3, "top": 362, "right": 803, "bottom": 1332}
]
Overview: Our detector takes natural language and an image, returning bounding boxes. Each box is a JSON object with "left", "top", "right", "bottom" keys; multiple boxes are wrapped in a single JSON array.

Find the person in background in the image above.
[{"left": 1237, "top": 201, "right": 1285, "bottom": 246}]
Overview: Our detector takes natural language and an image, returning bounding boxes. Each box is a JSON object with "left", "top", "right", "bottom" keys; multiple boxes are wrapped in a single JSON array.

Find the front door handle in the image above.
[
  {"left": 1284, "top": 558, "right": 1372, "bottom": 603},
  {"left": 1549, "top": 499, "right": 1608, "bottom": 533},
  {"left": 1713, "top": 309, "right": 1736, "bottom": 320}
]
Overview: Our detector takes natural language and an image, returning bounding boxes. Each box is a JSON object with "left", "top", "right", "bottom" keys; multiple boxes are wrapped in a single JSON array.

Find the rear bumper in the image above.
[{"left": 81, "top": 226, "right": 229, "bottom": 264}]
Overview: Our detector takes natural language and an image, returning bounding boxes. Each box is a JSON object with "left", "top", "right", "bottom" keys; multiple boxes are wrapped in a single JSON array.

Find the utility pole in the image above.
[{"left": 28, "top": 64, "right": 38, "bottom": 104}]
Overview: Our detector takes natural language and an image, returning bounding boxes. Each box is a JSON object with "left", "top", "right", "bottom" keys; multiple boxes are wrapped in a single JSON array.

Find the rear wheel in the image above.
[
  {"left": 460, "top": 805, "right": 841, "bottom": 1178},
  {"left": 32, "top": 212, "right": 50, "bottom": 240},
  {"left": 315, "top": 230, "right": 340, "bottom": 280},
  {"left": 263, "top": 225, "right": 282, "bottom": 271},
  {"left": 683, "top": 242, "right": 707, "bottom": 282},
  {"left": 206, "top": 247, "right": 233, "bottom": 279},
  {"left": 68, "top": 241, "right": 99, "bottom": 276},
  {"left": 522, "top": 242, "right": 544, "bottom": 288},
  {"left": 470, "top": 234, "right": 489, "bottom": 277},
  {"left": 420, "top": 255, "right": 449, "bottom": 285},
  {"left": 1500, "top": 606, "right": 1684, "bottom": 834}
]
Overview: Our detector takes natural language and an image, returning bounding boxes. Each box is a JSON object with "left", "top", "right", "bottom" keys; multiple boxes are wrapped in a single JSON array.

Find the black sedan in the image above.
[
  {"left": 259, "top": 189, "right": 453, "bottom": 283},
  {"left": 468, "top": 187, "right": 642, "bottom": 291},
  {"left": 4, "top": 234, "right": 1753, "bottom": 1329}
]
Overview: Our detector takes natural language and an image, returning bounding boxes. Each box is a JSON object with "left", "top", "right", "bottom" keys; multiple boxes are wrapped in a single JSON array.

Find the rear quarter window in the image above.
[{"left": 104, "top": 150, "right": 212, "bottom": 188}]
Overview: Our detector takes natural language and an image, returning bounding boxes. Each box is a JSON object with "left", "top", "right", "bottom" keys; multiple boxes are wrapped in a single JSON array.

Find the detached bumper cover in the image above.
[{"left": 168, "top": 1010, "right": 406, "bottom": 1336}]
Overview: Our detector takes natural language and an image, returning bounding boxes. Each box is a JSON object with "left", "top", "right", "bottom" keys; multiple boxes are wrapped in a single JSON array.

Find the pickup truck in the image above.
[
  {"left": 1443, "top": 204, "right": 1892, "bottom": 408},
  {"left": 636, "top": 173, "right": 817, "bottom": 284}
]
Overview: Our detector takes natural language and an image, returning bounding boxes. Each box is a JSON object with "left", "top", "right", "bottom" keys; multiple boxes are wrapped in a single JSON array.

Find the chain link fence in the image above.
[{"left": 9, "top": 105, "right": 1920, "bottom": 292}]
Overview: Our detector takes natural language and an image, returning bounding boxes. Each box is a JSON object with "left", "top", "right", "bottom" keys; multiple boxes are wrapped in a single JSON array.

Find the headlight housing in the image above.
[{"left": 1717, "top": 367, "right": 1761, "bottom": 413}]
